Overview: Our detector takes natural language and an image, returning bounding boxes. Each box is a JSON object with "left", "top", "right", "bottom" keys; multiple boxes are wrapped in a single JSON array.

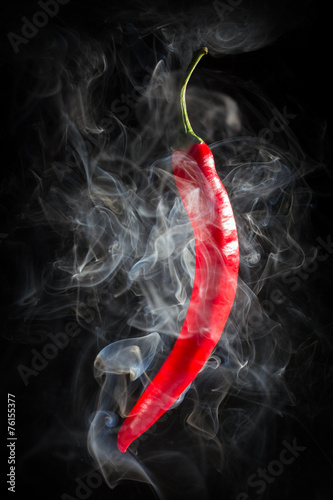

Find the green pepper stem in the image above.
[{"left": 179, "top": 47, "right": 208, "bottom": 143}]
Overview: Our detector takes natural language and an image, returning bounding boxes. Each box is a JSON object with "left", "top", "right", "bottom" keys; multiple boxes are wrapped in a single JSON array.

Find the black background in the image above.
[{"left": 1, "top": 1, "right": 332, "bottom": 499}]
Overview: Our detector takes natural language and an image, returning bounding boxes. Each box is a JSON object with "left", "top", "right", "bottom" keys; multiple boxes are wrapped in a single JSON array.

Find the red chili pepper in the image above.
[{"left": 117, "top": 47, "right": 239, "bottom": 453}]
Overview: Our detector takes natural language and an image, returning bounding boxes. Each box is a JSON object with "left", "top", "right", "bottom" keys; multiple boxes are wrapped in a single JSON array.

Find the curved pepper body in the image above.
[{"left": 117, "top": 141, "right": 239, "bottom": 452}]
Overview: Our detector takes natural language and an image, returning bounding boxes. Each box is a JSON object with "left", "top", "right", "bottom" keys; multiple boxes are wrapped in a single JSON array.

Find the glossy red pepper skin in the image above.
[{"left": 117, "top": 140, "right": 239, "bottom": 453}]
